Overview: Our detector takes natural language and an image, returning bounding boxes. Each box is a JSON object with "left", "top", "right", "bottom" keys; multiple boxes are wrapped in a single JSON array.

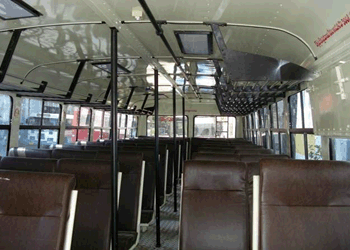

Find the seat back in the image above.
[
  {"left": 239, "top": 154, "right": 289, "bottom": 162},
  {"left": 0, "top": 157, "right": 56, "bottom": 172},
  {"left": 0, "top": 171, "right": 75, "bottom": 250},
  {"left": 118, "top": 153, "right": 144, "bottom": 233},
  {"left": 180, "top": 160, "right": 248, "bottom": 250},
  {"left": 52, "top": 149, "right": 98, "bottom": 159},
  {"left": 8, "top": 147, "right": 52, "bottom": 158},
  {"left": 192, "top": 152, "right": 240, "bottom": 161},
  {"left": 56, "top": 159, "right": 111, "bottom": 250},
  {"left": 260, "top": 159, "right": 350, "bottom": 250}
]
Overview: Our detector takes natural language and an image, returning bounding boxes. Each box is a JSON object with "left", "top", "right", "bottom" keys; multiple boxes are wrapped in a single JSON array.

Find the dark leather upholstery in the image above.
[
  {"left": 118, "top": 153, "right": 144, "bottom": 249},
  {"left": 0, "top": 157, "right": 56, "bottom": 172},
  {"left": 8, "top": 147, "right": 52, "bottom": 158},
  {"left": 56, "top": 159, "right": 111, "bottom": 250},
  {"left": 180, "top": 160, "right": 248, "bottom": 250},
  {"left": 52, "top": 149, "right": 98, "bottom": 159},
  {"left": 236, "top": 149, "right": 273, "bottom": 155},
  {"left": 260, "top": 159, "right": 350, "bottom": 250},
  {"left": 192, "top": 152, "right": 240, "bottom": 161},
  {"left": 0, "top": 170, "right": 75, "bottom": 250},
  {"left": 239, "top": 154, "right": 289, "bottom": 162}
]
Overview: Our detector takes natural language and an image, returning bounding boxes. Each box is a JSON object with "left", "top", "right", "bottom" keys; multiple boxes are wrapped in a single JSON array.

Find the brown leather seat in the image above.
[
  {"left": 192, "top": 152, "right": 240, "bottom": 161},
  {"left": 0, "top": 157, "right": 57, "bottom": 172},
  {"left": 236, "top": 149, "right": 273, "bottom": 155},
  {"left": 52, "top": 149, "right": 98, "bottom": 159},
  {"left": 0, "top": 170, "right": 75, "bottom": 250},
  {"left": 180, "top": 160, "right": 249, "bottom": 250},
  {"left": 260, "top": 159, "right": 350, "bottom": 250},
  {"left": 56, "top": 159, "right": 112, "bottom": 250},
  {"left": 239, "top": 154, "right": 289, "bottom": 162},
  {"left": 8, "top": 147, "right": 52, "bottom": 158}
]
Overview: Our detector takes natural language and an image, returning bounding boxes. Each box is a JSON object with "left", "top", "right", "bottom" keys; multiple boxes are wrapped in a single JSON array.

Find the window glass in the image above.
[
  {"left": 303, "top": 90, "right": 313, "bottom": 128},
  {"left": 261, "top": 131, "right": 267, "bottom": 148},
  {"left": 119, "top": 129, "right": 126, "bottom": 139},
  {"left": 66, "top": 105, "right": 79, "bottom": 126},
  {"left": 42, "top": 102, "right": 60, "bottom": 126},
  {"left": 277, "top": 100, "right": 284, "bottom": 129},
  {"left": 291, "top": 134, "right": 305, "bottom": 159},
  {"left": 148, "top": 116, "right": 188, "bottom": 137},
  {"left": 0, "top": 130, "right": 9, "bottom": 156},
  {"left": 77, "top": 129, "right": 89, "bottom": 141},
  {"left": 280, "top": 133, "right": 288, "bottom": 155},
  {"left": 18, "top": 129, "right": 39, "bottom": 149},
  {"left": 194, "top": 116, "right": 216, "bottom": 138},
  {"left": 289, "top": 93, "right": 303, "bottom": 129},
  {"left": 263, "top": 107, "right": 269, "bottom": 128},
  {"left": 94, "top": 110, "right": 103, "bottom": 127},
  {"left": 248, "top": 115, "right": 252, "bottom": 129},
  {"left": 93, "top": 129, "right": 102, "bottom": 142},
  {"left": 259, "top": 109, "right": 265, "bottom": 128},
  {"left": 64, "top": 129, "right": 77, "bottom": 144},
  {"left": 40, "top": 129, "right": 58, "bottom": 148},
  {"left": 102, "top": 129, "right": 110, "bottom": 140},
  {"left": 79, "top": 108, "right": 91, "bottom": 126},
  {"left": 308, "top": 134, "right": 322, "bottom": 160},
  {"left": 103, "top": 111, "right": 111, "bottom": 127},
  {"left": 228, "top": 117, "right": 236, "bottom": 138},
  {"left": 272, "top": 132, "right": 280, "bottom": 154},
  {"left": 20, "top": 99, "right": 42, "bottom": 125},
  {"left": 271, "top": 104, "right": 277, "bottom": 128},
  {"left": 0, "top": 94, "right": 11, "bottom": 125},
  {"left": 254, "top": 112, "right": 259, "bottom": 129},
  {"left": 119, "top": 114, "right": 126, "bottom": 128},
  {"left": 331, "top": 138, "right": 350, "bottom": 161}
]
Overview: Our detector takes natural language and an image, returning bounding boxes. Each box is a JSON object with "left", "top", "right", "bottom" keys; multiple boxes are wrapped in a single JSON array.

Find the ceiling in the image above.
[{"left": 0, "top": 0, "right": 349, "bottom": 115}]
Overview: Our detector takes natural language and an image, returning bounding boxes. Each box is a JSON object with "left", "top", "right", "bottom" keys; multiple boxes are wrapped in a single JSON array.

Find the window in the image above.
[
  {"left": 92, "top": 110, "right": 111, "bottom": 142},
  {"left": 174, "top": 31, "right": 213, "bottom": 55},
  {"left": 19, "top": 99, "right": 60, "bottom": 149},
  {"left": 118, "top": 114, "right": 137, "bottom": 139},
  {"left": 289, "top": 90, "right": 318, "bottom": 159},
  {"left": 194, "top": 116, "right": 236, "bottom": 138},
  {"left": 270, "top": 101, "right": 287, "bottom": 153},
  {"left": 0, "top": 0, "right": 42, "bottom": 20},
  {"left": 64, "top": 105, "right": 91, "bottom": 144},
  {"left": 148, "top": 116, "right": 188, "bottom": 137},
  {"left": 0, "top": 94, "right": 12, "bottom": 156},
  {"left": 331, "top": 138, "right": 350, "bottom": 161}
]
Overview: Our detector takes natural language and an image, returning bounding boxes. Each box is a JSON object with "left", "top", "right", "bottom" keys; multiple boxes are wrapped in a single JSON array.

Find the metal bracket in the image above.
[
  {"left": 65, "top": 60, "right": 89, "bottom": 99},
  {"left": 85, "top": 94, "right": 93, "bottom": 103},
  {"left": 124, "top": 86, "right": 137, "bottom": 109},
  {"left": 140, "top": 93, "right": 149, "bottom": 110},
  {"left": 36, "top": 81, "right": 48, "bottom": 93},
  {"left": 102, "top": 80, "right": 112, "bottom": 104},
  {"left": 0, "top": 29, "right": 23, "bottom": 84}
]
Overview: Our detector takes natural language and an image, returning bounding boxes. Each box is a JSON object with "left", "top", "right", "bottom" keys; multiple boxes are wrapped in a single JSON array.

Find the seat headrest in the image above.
[
  {"left": 192, "top": 153, "right": 240, "bottom": 161},
  {"left": 240, "top": 154, "right": 289, "bottom": 162},
  {"left": 0, "top": 170, "right": 75, "bottom": 216},
  {"left": 184, "top": 160, "right": 246, "bottom": 191},
  {"left": 118, "top": 152, "right": 144, "bottom": 174},
  {"left": 57, "top": 159, "right": 111, "bottom": 189},
  {"left": 0, "top": 157, "right": 56, "bottom": 172},
  {"left": 260, "top": 159, "right": 350, "bottom": 206}
]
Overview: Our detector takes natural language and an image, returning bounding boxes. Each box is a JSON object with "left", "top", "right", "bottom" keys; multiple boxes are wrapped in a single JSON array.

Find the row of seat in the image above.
[
  {"left": 0, "top": 153, "right": 143, "bottom": 250},
  {"left": 180, "top": 138, "right": 350, "bottom": 250}
]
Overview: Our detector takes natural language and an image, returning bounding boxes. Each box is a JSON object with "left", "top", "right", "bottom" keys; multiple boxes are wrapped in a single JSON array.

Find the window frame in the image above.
[
  {"left": 288, "top": 90, "right": 316, "bottom": 160},
  {"left": 147, "top": 115, "right": 189, "bottom": 138},
  {"left": 65, "top": 105, "right": 92, "bottom": 143},
  {"left": 92, "top": 110, "right": 111, "bottom": 141},
  {"left": 270, "top": 100, "right": 288, "bottom": 154},
  {"left": 0, "top": 94, "right": 13, "bottom": 156},
  {"left": 19, "top": 99, "right": 62, "bottom": 148},
  {"left": 193, "top": 115, "right": 236, "bottom": 138}
]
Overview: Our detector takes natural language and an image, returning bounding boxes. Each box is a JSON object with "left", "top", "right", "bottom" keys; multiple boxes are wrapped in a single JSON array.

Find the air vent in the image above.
[
  {"left": 174, "top": 31, "right": 213, "bottom": 55},
  {"left": 0, "top": 0, "right": 42, "bottom": 20}
]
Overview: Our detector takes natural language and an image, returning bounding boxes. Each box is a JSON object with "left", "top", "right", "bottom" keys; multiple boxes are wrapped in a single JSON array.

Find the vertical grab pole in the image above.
[
  {"left": 154, "top": 69, "right": 161, "bottom": 247},
  {"left": 110, "top": 27, "right": 119, "bottom": 250},
  {"left": 181, "top": 79, "right": 186, "bottom": 176},
  {"left": 252, "top": 175, "right": 260, "bottom": 250},
  {"left": 172, "top": 87, "right": 177, "bottom": 212}
]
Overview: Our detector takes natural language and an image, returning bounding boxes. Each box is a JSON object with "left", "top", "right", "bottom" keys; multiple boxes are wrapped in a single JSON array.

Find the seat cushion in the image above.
[{"left": 118, "top": 231, "right": 138, "bottom": 250}]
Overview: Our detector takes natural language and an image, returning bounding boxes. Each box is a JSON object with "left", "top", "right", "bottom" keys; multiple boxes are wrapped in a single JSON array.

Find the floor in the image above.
[{"left": 135, "top": 188, "right": 180, "bottom": 250}]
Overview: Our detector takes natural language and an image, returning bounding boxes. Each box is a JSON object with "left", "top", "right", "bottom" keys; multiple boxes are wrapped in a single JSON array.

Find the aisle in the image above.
[{"left": 135, "top": 188, "right": 181, "bottom": 250}]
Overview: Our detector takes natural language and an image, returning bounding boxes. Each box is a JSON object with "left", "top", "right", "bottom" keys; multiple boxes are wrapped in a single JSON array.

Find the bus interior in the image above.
[{"left": 1, "top": 0, "right": 350, "bottom": 249}]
